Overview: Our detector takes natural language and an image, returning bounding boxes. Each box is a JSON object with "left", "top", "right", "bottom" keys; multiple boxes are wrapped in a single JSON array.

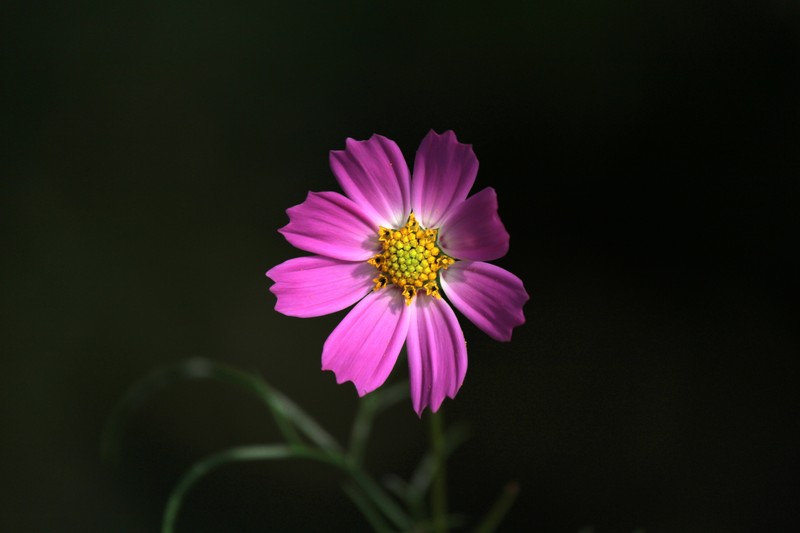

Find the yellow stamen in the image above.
[{"left": 367, "top": 213, "right": 455, "bottom": 304}]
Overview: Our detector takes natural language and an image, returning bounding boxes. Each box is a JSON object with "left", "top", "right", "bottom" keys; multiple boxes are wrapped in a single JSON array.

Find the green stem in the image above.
[
  {"left": 161, "top": 444, "right": 343, "bottom": 533},
  {"left": 430, "top": 409, "right": 447, "bottom": 533},
  {"left": 160, "top": 443, "right": 412, "bottom": 533},
  {"left": 348, "top": 380, "right": 409, "bottom": 467}
]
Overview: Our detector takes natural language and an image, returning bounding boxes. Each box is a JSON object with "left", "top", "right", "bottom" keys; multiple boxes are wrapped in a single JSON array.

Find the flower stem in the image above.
[{"left": 430, "top": 409, "right": 447, "bottom": 533}]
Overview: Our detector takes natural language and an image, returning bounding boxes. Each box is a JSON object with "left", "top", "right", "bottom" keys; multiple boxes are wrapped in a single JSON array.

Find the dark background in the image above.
[{"left": 2, "top": 1, "right": 799, "bottom": 532}]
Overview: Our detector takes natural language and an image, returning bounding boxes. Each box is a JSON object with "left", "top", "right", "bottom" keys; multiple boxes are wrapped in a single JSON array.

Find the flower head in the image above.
[{"left": 266, "top": 131, "right": 529, "bottom": 415}]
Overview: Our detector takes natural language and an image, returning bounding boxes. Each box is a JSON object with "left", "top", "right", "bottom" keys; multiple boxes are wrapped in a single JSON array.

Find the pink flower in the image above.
[{"left": 266, "top": 131, "right": 529, "bottom": 415}]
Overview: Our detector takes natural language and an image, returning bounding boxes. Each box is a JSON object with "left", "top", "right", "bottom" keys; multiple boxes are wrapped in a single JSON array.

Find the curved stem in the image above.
[
  {"left": 109, "top": 359, "right": 413, "bottom": 533},
  {"left": 161, "top": 444, "right": 343, "bottom": 533},
  {"left": 160, "top": 442, "right": 411, "bottom": 533},
  {"left": 101, "top": 358, "right": 306, "bottom": 462}
]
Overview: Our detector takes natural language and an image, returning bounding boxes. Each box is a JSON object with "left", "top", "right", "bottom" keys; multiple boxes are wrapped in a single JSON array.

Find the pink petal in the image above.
[
  {"left": 329, "top": 135, "right": 411, "bottom": 229},
  {"left": 266, "top": 256, "right": 375, "bottom": 318},
  {"left": 411, "top": 130, "right": 479, "bottom": 229},
  {"left": 438, "top": 187, "right": 510, "bottom": 261},
  {"left": 322, "top": 287, "right": 410, "bottom": 396},
  {"left": 440, "top": 261, "right": 529, "bottom": 342},
  {"left": 279, "top": 191, "right": 379, "bottom": 261},
  {"left": 406, "top": 296, "right": 468, "bottom": 416}
]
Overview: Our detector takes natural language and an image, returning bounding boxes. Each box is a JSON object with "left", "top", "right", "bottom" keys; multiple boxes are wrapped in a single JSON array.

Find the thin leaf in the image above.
[
  {"left": 382, "top": 473, "right": 411, "bottom": 501},
  {"left": 342, "top": 482, "right": 394, "bottom": 533},
  {"left": 348, "top": 380, "right": 409, "bottom": 466},
  {"left": 408, "top": 422, "right": 471, "bottom": 502},
  {"left": 383, "top": 472, "right": 429, "bottom": 522},
  {"left": 101, "top": 358, "right": 303, "bottom": 462},
  {"left": 105, "top": 359, "right": 411, "bottom": 531},
  {"left": 265, "top": 383, "right": 342, "bottom": 454},
  {"left": 162, "top": 444, "right": 343, "bottom": 533},
  {"left": 348, "top": 468, "right": 413, "bottom": 532}
]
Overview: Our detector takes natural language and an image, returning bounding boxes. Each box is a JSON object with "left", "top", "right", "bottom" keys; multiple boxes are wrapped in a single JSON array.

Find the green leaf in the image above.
[
  {"left": 264, "top": 381, "right": 342, "bottom": 454},
  {"left": 342, "top": 482, "right": 394, "bottom": 533},
  {"left": 101, "top": 358, "right": 310, "bottom": 462},
  {"left": 162, "top": 444, "right": 344, "bottom": 533},
  {"left": 104, "top": 359, "right": 413, "bottom": 532},
  {"left": 407, "top": 421, "right": 471, "bottom": 505},
  {"left": 348, "top": 380, "right": 409, "bottom": 467}
]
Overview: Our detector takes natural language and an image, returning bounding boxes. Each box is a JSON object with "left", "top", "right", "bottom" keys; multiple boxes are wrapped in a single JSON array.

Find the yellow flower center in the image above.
[{"left": 367, "top": 213, "right": 455, "bottom": 304}]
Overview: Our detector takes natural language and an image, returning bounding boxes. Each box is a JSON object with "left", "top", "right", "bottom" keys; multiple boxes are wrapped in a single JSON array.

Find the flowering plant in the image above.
[{"left": 104, "top": 131, "right": 527, "bottom": 533}]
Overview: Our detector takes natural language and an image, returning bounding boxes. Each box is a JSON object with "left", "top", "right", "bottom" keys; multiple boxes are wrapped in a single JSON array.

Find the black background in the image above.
[{"left": 2, "top": 1, "right": 799, "bottom": 532}]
